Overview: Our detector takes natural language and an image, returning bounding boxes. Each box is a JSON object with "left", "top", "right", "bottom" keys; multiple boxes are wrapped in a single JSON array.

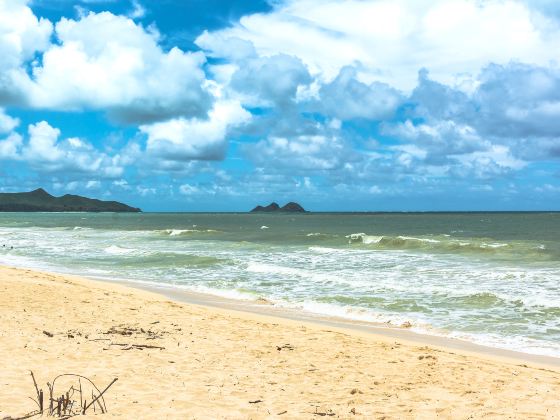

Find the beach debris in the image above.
[
  {"left": 103, "top": 324, "right": 165, "bottom": 339},
  {"left": 249, "top": 399, "right": 263, "bottom": 404},
  {"left": 277, "top": 411, "right": 288, "bottom": 415},
  {"left": 401, "top": 321, "right": 412, "bottom": 328},
  {"left": 120, "top": 343, "right": 165, "bottom": 351},
  {"left": 312, "top": 406, "right": 336, "bottom": 417},
  {"left": 255, "top": 297, "right": 273, "bottom": 305},
  {"left": 10, "top": 371, "right": 118, "bottom": 419},
  {"left": 350, "top": 388, "right": 363, "bottom": 395},
  {"left": 42, "top": 330, "right": 54, "bottom": 338},
  {"left": 276, "top": 344, "right": 295, "bottom": 351}
]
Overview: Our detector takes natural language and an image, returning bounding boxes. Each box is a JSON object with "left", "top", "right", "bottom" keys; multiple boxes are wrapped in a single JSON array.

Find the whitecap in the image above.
[{"left": 104, "top": 245, "right": 136, "bottom": 255}]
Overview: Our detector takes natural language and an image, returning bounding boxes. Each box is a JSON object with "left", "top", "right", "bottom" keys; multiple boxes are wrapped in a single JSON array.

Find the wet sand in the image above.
[{"left": 1, "top": 265, "right": 559, "bottom": 419}]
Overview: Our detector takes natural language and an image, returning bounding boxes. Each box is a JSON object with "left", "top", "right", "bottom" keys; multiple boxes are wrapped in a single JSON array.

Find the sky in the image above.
[{"left": 0, "top": 0, "right": 559, "bottom": 211}]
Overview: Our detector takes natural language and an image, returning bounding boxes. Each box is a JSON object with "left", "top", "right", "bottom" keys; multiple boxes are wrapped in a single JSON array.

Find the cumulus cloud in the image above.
[
  {"left": 195, "top": 0, "right": 560, "bottom": 187},
  {"left": 0, "top": 109, "right": 19, "bottom": 133},
  {"left": 318, "top": 66, "right": 402, "bottom": 120},
  {"left": 0, "top": 0, "right": 53, "bottom": 103},
  {"left": 141, "top": 100, "right": 251, "bottom": 161},
  {"left": 28, "top": 12, "right": 211, "bottom": 122},
  {"left": 451, "top": 146, "right": 527, "bottom": 179},
  {"left": 229, "top": 53, "right": 312, "bottom": 108},
  {"left": 387, "top": 120, "right": 489, "bottom": 157},
  {"left": 249, "top": 134, "right": 351, "bottom": 171},
  {"left": 197, "top": 0, "right": 560, "bottom": 90},
  {"left": 474, "top": 63, "right": 560, "bottom": 138},
  {"left": 405, "top": 65, "right": 560, "bottom": 162},
  {"left": 0, "top": 3, "right": 212, "bottom": 123},
  {"left": 24, "top": 121, "right": 127, "bottom": 176},
  {"left": 0, "top": 133, "right": 22, "bottom": 159},
  {"left": 128, "top": 0, "right": 146, "bottom": 19},
  {"left": 0, "top": 120, "right": 129, "bottom": 177},
  {"left": 179, "top": 184, "right": 200, "bottom": 196}
]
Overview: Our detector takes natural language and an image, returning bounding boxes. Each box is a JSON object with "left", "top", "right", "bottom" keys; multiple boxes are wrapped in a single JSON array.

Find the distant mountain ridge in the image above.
[
  {"left": 250, "top": 202, "right": 306, "bottom": 213},
  {"left": 0, "top": 188, "right": 141, "bottom": 212}
]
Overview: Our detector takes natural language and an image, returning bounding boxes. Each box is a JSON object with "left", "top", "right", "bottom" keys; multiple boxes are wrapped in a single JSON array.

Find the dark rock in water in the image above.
[
  {"left": 250, "top": 202, "right": 280, "bottom": 212},
  {"left": 250, "top": 201, "right": 306, "bottom": 213},
  {"left": 0, "top": 188, "right": 141, "bottom": 212},
  {"left": 280, "top": 202, "right": 306, "bottom": 212}
]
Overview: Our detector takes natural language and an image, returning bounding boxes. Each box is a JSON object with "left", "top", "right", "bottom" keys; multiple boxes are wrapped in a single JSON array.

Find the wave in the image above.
[
  {"left": 308, "top": 246, "right": 349, "bottom": 254},
  {"left": 161, "top": 228, "right": 220, "bottom": 236},
  {"left": 344, "top": 232, "right": 547, "bottom": 257},
  {"left": 104, "top": 245, "right": 139, "bottom": 255}
]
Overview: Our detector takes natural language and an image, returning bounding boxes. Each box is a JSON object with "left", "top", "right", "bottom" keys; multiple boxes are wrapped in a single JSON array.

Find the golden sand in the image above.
[{"left": 1, "top": 265, "right": 559, "bottom": 419}]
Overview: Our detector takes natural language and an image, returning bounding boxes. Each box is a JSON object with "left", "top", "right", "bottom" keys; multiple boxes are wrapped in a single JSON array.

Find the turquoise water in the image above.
[{"left": 0, "top": 212, "right": 559, "bottom": 356}]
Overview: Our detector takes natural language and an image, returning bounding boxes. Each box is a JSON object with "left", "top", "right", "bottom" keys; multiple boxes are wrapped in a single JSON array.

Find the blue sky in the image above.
[{"left": 0, "top": 0, "right": 559, "bottom": 211}]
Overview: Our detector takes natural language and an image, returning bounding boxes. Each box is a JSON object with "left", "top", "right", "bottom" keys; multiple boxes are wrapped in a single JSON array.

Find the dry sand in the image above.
[{"left": 1, "top": 265, "right": 559, "bottom": 419}]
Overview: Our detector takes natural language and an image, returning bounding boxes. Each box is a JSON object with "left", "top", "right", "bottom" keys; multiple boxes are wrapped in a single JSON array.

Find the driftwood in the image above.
[{"left": 109, "top": 342, "right": 165, "bottom": 350}]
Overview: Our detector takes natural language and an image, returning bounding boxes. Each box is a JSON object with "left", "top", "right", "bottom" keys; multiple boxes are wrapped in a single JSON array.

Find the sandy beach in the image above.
[{"left": 1, "top": 265, "right": 559, "bottom": 419}]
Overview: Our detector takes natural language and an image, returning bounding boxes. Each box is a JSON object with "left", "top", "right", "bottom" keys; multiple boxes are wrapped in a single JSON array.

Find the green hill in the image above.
[{"left": 0, "top": 188, "right": 141, "bottom": 212}]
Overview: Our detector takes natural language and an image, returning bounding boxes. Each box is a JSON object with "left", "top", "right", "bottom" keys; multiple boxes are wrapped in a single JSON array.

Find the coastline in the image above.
[
  {"left": 5, "top": 257, "right": 560, "bottom": 366},
  {"left": 110, "top": 276, "right": 560, "bottom": 369},
  {"left": 1, "top": 264, "right": 560, "bottom": 418}
]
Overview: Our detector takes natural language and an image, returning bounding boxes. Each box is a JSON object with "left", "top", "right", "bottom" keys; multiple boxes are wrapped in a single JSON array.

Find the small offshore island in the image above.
[
  {"left": 250, "top": 201, "right": 306, "bottom": 212},
  {"left": 0, "top": 188, "right": 140, "bottom": 212}
]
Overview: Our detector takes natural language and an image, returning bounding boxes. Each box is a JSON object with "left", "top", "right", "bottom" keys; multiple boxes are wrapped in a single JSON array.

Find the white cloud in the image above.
[
  {"left": 0, "top": 5, "right": 212, "bottom": 122},
  {"left": 0, "top": 109, "right": 19, "bottom": 133},
  {"left": 388, "top": 119, "right": 489, "bottom": 156},
  {"left": 30, "top": 12, "right": 211, "bottom": 122},
  {"left": 250, "top": 134, "right": 349, "bottom": 171},
  {"left": 128, "top": 0, "right": 146, "bottom": 19},
  {"left": 0, "top": 0, "right": 53, "bottom": 102},
  {"left": 197, "top": 0, "right": 560, "bottom": 91},
  {"left": 229, "top": 54, "right": 311, "bottom": 108},
  {"left": 179, "top": 184, "right": 200, "bottom": 195},
  {"left": 141, "top": 100, "right": 251, "bottom": 161},
  {"left": 113, "top": 179, "right": 131, "bottom": 189},
  {"left": 0, "top": 133, "right": 22, "bottom": 159},
  {"left": 318, "top": 66, "right": 402, "bottom": 120},
  {"left": 0, "top": 0, "right": 52, "bottom": 65},
  {"left": 137, "top": 185, "right": 156, "bottom": 196},
  {"left": 453, "top": 145, "right": 526, "bottom": 172},
  {"left": 86, "top": 180, "right": 100, "bottom": 189},
  {"left": 13, "top": 121, "right": 128, "bottom": 177}
]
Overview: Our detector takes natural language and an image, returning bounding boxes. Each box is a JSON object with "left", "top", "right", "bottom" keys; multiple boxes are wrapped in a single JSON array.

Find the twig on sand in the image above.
[
  {"left": 7, "top": 372, "right": 119, "bottom": 419},
  {"left": 82, "top": 378, "right": 118, "bottom": 415}
]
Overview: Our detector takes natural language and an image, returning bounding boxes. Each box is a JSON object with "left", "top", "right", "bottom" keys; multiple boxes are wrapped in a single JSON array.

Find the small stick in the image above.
[
  {"left": 29, "top": 371, "right": 43, "bottom": 413},
  {"left": 82, "top": 378, "right": 118, "bottom": 414},
  {"left": 79, "top": 378, "right": 83, "bottom": 410},
  {"left": 131, "top": 344, "right": 165, "bottom": 350}
]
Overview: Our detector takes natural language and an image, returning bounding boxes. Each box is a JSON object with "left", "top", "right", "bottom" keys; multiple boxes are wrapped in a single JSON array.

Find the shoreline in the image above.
[
  {"left": 2, "top": 264, "right": 560, "bottom": 418},
  {"left": 108, "top": 276, "right": 560, "bottom": 370},
  {"left": 3, "top": 260, "right": 560, "bottom": 368}
]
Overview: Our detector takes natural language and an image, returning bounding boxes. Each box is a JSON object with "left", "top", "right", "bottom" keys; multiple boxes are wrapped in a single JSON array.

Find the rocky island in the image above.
[
  {"left": 250, "top": 202, "right": 306, "bottom": 213},
  {"left": 0, "top": 188, "right": 141, "bottom": 212}
]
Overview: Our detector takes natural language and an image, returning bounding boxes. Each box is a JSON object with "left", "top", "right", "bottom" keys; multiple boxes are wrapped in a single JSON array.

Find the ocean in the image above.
[{"left": 1, "top": 212, "right": 559, "bottom": 357}]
